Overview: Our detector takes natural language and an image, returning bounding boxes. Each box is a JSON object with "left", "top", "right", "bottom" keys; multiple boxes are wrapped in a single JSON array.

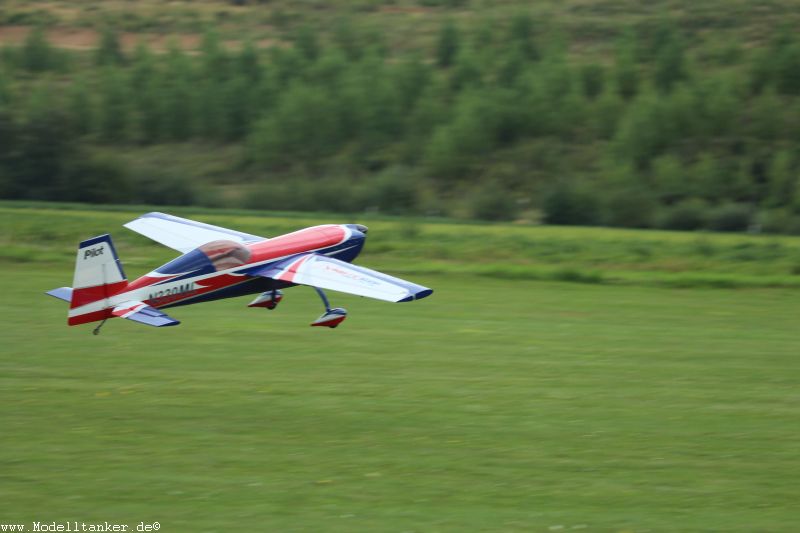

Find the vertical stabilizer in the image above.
[{"left": 68, "top": 234, "right": 128, "bottom": 324}]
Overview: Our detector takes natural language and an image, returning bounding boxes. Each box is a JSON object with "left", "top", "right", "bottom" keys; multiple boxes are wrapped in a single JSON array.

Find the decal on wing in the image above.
[
  {"left": 112, "top": 301, "right": 180, "bottom": 327},
  {"left": 254, "top": 254, "right": 433, "bottom": 303},
  {"left": 124, "top": 212, "right": 265, "bottom": 254}
]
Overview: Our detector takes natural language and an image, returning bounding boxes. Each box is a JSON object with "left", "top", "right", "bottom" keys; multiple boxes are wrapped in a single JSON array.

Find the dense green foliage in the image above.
[{"left": 1, "top": 3, "right": 800, "bottom": 231}]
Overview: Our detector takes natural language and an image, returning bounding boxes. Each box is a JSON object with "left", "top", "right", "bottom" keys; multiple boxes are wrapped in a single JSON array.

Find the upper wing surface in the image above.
[
  {"left": 124, "top": 212, "right": 265, "bottom": 254},
  {"left": 254, "top": 253, "right": 433, "bottom": 303}
]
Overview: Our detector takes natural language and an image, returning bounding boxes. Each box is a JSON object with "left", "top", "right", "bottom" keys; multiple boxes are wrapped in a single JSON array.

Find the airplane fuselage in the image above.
[{"left": 67, "top": 224, "right": 366, "bottom": 325}]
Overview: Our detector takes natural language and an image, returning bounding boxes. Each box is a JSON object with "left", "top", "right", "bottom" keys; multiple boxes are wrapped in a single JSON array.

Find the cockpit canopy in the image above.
[{"left": 156, "top": 240, "right": 252, "bottom": 275}]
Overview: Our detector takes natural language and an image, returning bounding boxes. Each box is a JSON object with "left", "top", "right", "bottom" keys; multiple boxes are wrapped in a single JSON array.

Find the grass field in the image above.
[{"left": 2, "top": 205, "right": 800, "bottom": 531}]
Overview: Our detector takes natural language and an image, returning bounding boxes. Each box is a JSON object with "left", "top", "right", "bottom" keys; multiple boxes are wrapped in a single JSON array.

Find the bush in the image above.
[
  {"left": 542, "top": 182, "right": 601, "bottom": 226},
  {"left": 655, "top": 198, "right": 709, "bottom": 231},
  {"left": 601, "top": 187, "right": 657, "bottom": 228},
  {"left": 63, "top": 152, "right": 131, "bottom": 204},
  {"left": 95, "top": 27, "right": 126, "bottom": 66},
  {"left": 21, "top": 27, "right": 55, "bottom": 72},
  {"left": 707, "top": 203, "right": 753, "bottom": 232},
  {"left": 467, "top": 182, "right": 519, "bottom": 221},
  {"left": 129, "top": 165, "right": 196, "bottom": 206},
  {"left": 366, "top": 168, "right": 420, "bottom": 215},
  {"left": 436, "top": 19, "right": 460, "bottom": 68},
  {"left": 758, "top": 208, "right": 800, "bottom": 235}
]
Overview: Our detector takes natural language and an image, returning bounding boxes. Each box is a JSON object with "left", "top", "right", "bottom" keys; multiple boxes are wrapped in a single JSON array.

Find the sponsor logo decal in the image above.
[
  {"left": 148, "top": 282, "right": 195, "bottom": 303},
  {"left": 84, "top": 246, "right": 104, "bottom": 259}
]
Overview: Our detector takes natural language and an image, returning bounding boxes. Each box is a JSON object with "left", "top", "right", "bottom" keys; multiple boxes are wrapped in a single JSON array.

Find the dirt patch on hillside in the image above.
[{"left": 0, "top": 25, "right": 280, "bottom": 52}]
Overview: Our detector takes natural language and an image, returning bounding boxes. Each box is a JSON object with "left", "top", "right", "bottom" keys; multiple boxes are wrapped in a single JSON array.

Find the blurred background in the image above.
[
  {"left": 0, "top": 0, "right": 799, "bottom": 231},
  {"left": 2, "top": 2, "right": 800, "bottom": 532}
]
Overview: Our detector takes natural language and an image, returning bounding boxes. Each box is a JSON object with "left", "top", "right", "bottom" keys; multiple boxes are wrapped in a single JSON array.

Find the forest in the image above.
[{"left": 1, "top": 1, "right": 800, "bottom": 232}]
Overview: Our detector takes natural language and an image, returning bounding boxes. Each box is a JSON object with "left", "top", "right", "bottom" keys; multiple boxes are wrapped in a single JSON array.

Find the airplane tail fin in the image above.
[{"left": 68, "top": 234, "right": 128, "bottom": 324}]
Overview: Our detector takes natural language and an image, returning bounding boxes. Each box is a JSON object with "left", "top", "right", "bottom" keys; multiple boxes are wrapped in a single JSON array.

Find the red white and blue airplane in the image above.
[{"left": 46, "top": 212, "right": 433, "bottom": 334}]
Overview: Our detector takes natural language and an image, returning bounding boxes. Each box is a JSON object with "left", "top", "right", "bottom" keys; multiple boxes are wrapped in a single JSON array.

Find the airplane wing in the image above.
[
  {"left": 124, "top": 212, "right": 265, "bottom": 254},
  {"left": 253, "top": 253, "right": 433, "bottom": 303},
  {"left": 112, "top": 301, "right": 181, "bottom": 327}
]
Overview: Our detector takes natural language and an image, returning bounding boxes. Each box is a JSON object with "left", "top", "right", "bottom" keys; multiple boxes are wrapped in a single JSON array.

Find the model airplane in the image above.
[{"left": 46, "top": 212, "right": 433, "bottom": 334}]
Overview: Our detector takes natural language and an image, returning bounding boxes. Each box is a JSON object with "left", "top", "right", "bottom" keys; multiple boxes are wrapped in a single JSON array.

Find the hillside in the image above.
[{"left": 1, "top": 0, "right": 799, "bottom": 231}]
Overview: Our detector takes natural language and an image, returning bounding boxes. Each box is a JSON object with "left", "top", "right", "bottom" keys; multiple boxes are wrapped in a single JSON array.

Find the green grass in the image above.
[
  {"left": 1, "top": 204, "right": 800, "bottom": 530},
  {"left": 3, "top": 263, "right": 800, "bottom": 531},
  {"left": 3, "top": 203, "right": 800, "bottom": 288}
]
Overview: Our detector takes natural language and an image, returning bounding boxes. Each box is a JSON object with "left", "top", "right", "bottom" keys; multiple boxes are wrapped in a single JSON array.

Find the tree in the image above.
[
  {"left": 653, "top": 35, "right": 686, "bottom": 93},
  {"left": 748, "top": 88, "right": 784, "bottom": 141},
  {"left": 424, "top": 91, "right": 493, "bottom": 182},
  {"left": 508, "top": 12, "right": 539, "bottom": 61},
  {"left": 652, "top": 154, "right": 688, "bottom": 203},
  {"left": 776, "top": 42, "right": 800, "bottom": 95},
  {"left": 691, "top": 152, "right": 726, "bottom": 200},
  {"left": 541, "top": 181, "right": 601, "bottom": 226},
  {"left": 580, "top": 63, "right": 605, "bottom": 100},
  {"left": 67, "top": 76, "right": 93, "bottom": 137},
  {"left": 96, "top": 68, "right": 130, "bottom": 142},
  {"left": 614, "top": 28, "right": 640, "bottom": 100},
  {"left": 248, "top": 82, "right": 341, "bottom": 168},
  {"left": 614, "top": 89, "right": 675, "bottom": 169},
  {"left": 333, "top": 17, "right": 363, "bottom": 62},
  {"left": 200, "top": 29, "right": 229, "bottom": 81},
  {"left": 450, "top": 44, "right": 483, "bottom": 91},
  {"left": 21, "top": 27, "right": 54, "bottom": 72},
  {"left": 157, "top": 42, "right": 195, "bottom": 141},
  {"left": 591, "top": 84, "right": 624, "bottom": 140},
  {"left": 294, "top": 24, "right": 321, "bottom": 62},
  {"left": 765, "top": 150, "right": 796, "bottom": 207},
  {"left": 95, "top": 27, "right": 125, "bottom": 66},
  {"left": 237, "top": 38, "right": 260, "bottom": 82},
  {"left": 436, "top": 19, "right": 460, "bottom": 68}
]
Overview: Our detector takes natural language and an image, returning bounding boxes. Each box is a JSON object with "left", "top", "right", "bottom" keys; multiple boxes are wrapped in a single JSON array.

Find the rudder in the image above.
[{"left": 70, "top": 234, "right": 128, "bottom": 315}]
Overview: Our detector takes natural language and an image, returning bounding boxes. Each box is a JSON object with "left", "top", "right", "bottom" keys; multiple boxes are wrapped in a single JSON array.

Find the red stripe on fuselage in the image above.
[
  {"left": 248, "top": 225, "right": 347, "bottom": 263},
  {"left": 125, "top": 274, "right": 180, "bottom": 292},
  {"left": 70, "top": 280, "right": 129, "bottom": 308},
  {"left": 144, "top": 274, "right": 249, "bottom": 308}
]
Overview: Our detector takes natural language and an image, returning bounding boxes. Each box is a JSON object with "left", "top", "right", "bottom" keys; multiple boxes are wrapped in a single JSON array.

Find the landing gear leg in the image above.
[
  {"left": 314, "top": 287, "right": 332, "bottom": 313},
  {"left": 311, "top": 287, "right": 347, "bottom": 328},
  {"left": 266, "top": 288, "right": 279, "bottom": 310},
  {"left": 93, "top": 319, "right": 107, "bottom": 336}
]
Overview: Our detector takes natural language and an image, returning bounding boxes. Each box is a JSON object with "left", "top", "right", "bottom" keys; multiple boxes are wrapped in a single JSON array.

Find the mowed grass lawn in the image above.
[{"left": 2, "top": 262, "right": 799, "bottom": 532}]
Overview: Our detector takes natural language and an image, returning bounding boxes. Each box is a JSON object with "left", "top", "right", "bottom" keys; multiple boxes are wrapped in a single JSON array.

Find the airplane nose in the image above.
[{"left": 347, "top": 224, "right": 368, "bottom": 235}]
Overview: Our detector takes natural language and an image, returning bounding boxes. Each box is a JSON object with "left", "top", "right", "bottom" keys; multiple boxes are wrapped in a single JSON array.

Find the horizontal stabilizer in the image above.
[
  {"left": 254, "top": 253, "right": 433, "bottom": 303},
  {"left": 46, "top": 287, "right": 73, "bottom": 302},
  {"left": 112, "top": 301, "right": 180, "bottom": 327},
  {"left": 124, "top": 212, "right": 265, "bottom": 254}
]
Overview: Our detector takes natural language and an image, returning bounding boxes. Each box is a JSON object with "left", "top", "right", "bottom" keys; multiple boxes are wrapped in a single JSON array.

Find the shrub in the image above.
[
  {"left": 758, "top": 208, "right": 800, "bottom": 235},
  {"left": 129, "top": 165, "right": 196, "bottom": 206},
  {"left": 21, "top": 27, "right": 54, "bottom": 72},
  {"left": 656, "top": 198, "right": 709, "bottom": 231},
  {"left": 541, "top": 182, "right": 601, "bottom": 226},
  {"left": 467, "top": 182, "right": 519, "bottom": 221},
  {"left": 63, "top": 152, "right": 131, "bottom": 204},
  {"left": 95, "top": 27, "right": 126, "bottom": 66},
  {"left": 436, "top": 19, "right": 460, "bottom": 68},
  {"left": 707, "top": 203, "right": 753, "bottom": 232},
  {"left": 366, "top": 168, "right": 420, "bottom": 215},
  {"left": 580, "top": 63, "right": 605, "bottom": 99},
  {"left": 601, "top": 187, "right": 657, "bottom": 228}
]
